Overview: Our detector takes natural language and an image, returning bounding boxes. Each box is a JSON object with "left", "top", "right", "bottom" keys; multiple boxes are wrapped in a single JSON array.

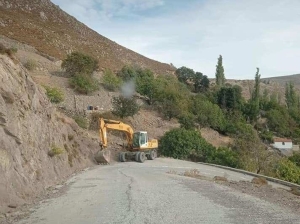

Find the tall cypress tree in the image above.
[
  {"left": 247, "top": 68, "right": 261, "bottom": 123},
  {"left": 285, "top": 82, "right": 297, "bottom": 109},
  {"left": 215, "top": 55, "right": 225, "bottom": 86}
]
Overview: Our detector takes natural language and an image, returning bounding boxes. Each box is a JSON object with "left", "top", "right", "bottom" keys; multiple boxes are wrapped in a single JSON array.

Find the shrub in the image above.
[
  {"left": 112, "top": 96, "right": 139, "bottom": 118},
  {"left": 289, "top": 152, "right": 300, "bottom": 167},
  {"left": 70, "top": 74, "right": 99, "bottom": 94},
  {"left": 178, "top": 114, "right": 195, "bottom": 130},
  {"left": 24, "top": 59, "right": 37, "bottom": 71},
  {"left": 117, "top": 65, "right": 137, "bottom": 81},
  {"left": 191, "top": 96, "right": 226, "bottom": 131},
  {"left": 74, "top": 115, "right": 88, "bottom": 129},
  {"left": 208, "top": 147, "right": 239, "bottom": 168},
  {"left": 48, "top": 146, "right": 64, "bottom": 157},
  {"left": 102, "top": 69, "right": 122, "bottom": 91},
  {"left": 10, "top": 47, "right": 18, "bottom": 53},
  {"left": 0, "top": 43, "right": 5, "bottom": 54},
  {"left": 62, "top": 51, "right": 98, "bottom": 76},
  {"left": 44, "top": 86, "right": 64, "bottom": 103},
  {"left": 159, "top": 128, "right": 215, "bottom": 160},
  {"left": 0, "top": 44, "right": 17, "bottom": 57},
  {"left": 275, "top": 159, "right": 300, "bottom": 184}
]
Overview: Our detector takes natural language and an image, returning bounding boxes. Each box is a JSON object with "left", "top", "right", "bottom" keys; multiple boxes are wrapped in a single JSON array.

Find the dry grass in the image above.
[
  {"left": 213, "top": 176, "right": 228, "bottom": 182},
  {"left": 166, "top": 170, "right": 177, "bottom": 175},
  {"left": 183, "top": 169, "right": 202, "bottom": 178},
  {"left": 290, "top": 187, "right": 300, "bottom": 196},
  {"left": 251, "top": 177, "right": 268, "bottom": 186},
  {"left": 48, "top": 146, "right": 64, "bottom": 157},
  {"left": 68, "top": 134, "right": 74, "bottom": 141}
]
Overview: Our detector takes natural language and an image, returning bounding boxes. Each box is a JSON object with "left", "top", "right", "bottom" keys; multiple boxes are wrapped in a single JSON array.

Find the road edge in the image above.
[{"left": 197, "top": 162, "right": 300, "bottom": 189}]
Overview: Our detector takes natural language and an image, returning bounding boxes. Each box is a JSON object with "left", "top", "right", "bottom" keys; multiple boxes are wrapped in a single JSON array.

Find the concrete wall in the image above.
[{"left": 272, "top": 142, "right": 293, "bottom": 149}]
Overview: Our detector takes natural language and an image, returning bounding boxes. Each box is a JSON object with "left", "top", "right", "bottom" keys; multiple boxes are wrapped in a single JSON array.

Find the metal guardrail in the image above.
[{"left": 197, "top": 162, "right": 300, "bottom": 189}]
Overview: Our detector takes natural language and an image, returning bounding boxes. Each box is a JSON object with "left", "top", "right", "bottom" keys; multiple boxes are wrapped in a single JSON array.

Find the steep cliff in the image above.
[{"left": 0, "top": 54, "right": 99, "bottom": 213}]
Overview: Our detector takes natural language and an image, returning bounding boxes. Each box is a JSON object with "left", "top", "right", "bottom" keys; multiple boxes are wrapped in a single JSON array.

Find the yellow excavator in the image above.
[{"left": 95, "top": 118, "right": 158, "bottom": 163}]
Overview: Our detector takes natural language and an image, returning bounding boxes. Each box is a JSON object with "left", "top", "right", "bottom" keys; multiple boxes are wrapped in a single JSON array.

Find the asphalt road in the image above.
[{"left": 18, "top": 158, "right": 300, "bottom": 224}]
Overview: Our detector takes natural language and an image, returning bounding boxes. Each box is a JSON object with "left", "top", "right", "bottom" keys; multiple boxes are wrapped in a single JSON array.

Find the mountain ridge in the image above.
[{"left": 0, "top": 0, "right": 175, "bottom": 74}]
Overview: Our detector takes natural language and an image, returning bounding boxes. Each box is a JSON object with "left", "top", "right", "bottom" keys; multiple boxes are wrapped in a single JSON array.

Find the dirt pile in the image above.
[{"left": 0, "top": 54, "right": 100, "bottom": 214}]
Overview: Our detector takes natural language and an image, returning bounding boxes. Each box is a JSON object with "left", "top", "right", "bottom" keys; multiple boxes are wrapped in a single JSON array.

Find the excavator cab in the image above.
[{"left": 132, "top": 131, "right": 148, "bottom": 149}]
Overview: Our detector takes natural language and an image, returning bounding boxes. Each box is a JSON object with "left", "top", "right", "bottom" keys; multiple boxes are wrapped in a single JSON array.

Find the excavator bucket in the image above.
[{"left": 95, "top": 149, "right": 111, "bottom": 164}]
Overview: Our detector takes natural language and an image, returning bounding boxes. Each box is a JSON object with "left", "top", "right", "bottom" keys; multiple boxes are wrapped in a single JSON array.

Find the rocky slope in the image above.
[
  {"left": 0, "top": 0, "right": 175, "bottom": 74},
  {"left": 0, "top": 54, "right": 100, "bottom": 214}
]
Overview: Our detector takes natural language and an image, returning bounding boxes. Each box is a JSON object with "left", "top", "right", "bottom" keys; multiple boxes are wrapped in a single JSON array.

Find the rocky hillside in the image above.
[
  {"left": 0, "top": 54, "right": 100, "bottom": 214},
  {"left": 0, "top": 0, "right": 175, "bottom": 74},
  {"left": 261, "top": 74, "right": 300, "bottom": 86}
]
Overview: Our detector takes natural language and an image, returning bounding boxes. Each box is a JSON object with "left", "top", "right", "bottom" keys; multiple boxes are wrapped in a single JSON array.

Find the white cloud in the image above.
[{"left": 52, "top": 0, "right": 300, "bottom": 79}]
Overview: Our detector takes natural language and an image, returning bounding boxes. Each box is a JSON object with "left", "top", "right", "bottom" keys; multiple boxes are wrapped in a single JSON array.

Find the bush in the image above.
[
  {"left": 70, "top": 74, "right": 99, "bottom": 94},
  {"left": 289, "top": 152, "right": 300, "bottom": 167},
  {"left": 191, "top": 96, "right": 226, "bottom": 131},
  {"left": 275, "top": 159, "right": 300, "bottom": 184},
  {"left": 102, "top": 69, "right": 122, "bottom": 91},
  {"left": 48, "top": 146, "right": 64, "bottom": 157},
  {"left": 135, "top": 68, "right": 157, "bottom": 104},
  {"left": 62, "top": 52, "right": 98, "bottom": 76},
  {"left": 44, "top": 86, "right": 64, "bottom": 103},
  {"left": 0, "top": 44, "right": 17, "bottom": 56},
  {"left": 159, "top": 128, "right": 215, "bottom": 160},
  {"left": 208, "top": 147, "right": 239, "bottom": 168},
  {"left": 117, "top": 65, "right": 137, "bottom": 81},
  {"left": 74, "top": 115, "right": 88, "bottom": 129},
  {"left": 112, "top": 96, "right": 139, "bottom": 118},
  {"left": 10, "top": 47, "right": 18, "bottom": 53},
  {"left": 0, "top": 43, "right": 5, "bottom": 54},
  {"left": 178, "top": 114, "right": 195, "bottom": 130},
  {"left": 24, "top": 59, "right": 37, "bottom": 71}
]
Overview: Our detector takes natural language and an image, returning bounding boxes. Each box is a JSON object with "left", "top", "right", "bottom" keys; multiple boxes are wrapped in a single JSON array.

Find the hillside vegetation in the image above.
[{"left": 57, "top": 49, "right": 300, "bottom": 184}]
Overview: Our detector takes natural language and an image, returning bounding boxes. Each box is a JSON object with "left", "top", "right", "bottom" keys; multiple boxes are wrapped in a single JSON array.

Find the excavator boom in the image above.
[{"left": 99, "top": 118, "right": 134, "bottom": 148}]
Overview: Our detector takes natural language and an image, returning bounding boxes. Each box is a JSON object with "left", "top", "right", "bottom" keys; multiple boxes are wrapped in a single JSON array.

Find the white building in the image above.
[{"left": 271, "top": 138, "right": 293, "bottom": 155}]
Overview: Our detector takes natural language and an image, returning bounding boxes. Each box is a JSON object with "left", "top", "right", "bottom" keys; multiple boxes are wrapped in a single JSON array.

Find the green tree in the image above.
[
  {"left": 70, "top": 74, "right": 99, "bottom": 94},
  {"left": 178, "top": 114, "right": 195, "bottom": 130},
  {"left": 289, "top": 152, "right": 300, "bottom": 167},
  {"left": 135, "top": 69, "right": 157, "bottom": 104},
  {"left": 117, "top": 65, "right": 137, "bottom": 81},
  {"left": 112, "top": 96, "right": 139, "bottom": 118},
  {"left": 191, "top": 96, "right": 226, "bottom": 131},
  {"left": 217, "top": 85, "right": 243, "bottom": 110},
  {"left": 215, "top": 55, "right": 225, "bottom": 86},
  {"left": 275, "top": 159, "right": 300, "bottom": 184},
  {"left": 193, "top": 72, "right": 203, "bottom": 92},
  {"left": 266, "top": 108, "right": 295, "bottom": 136},
  {"left": 208, "top": 147, "right": 239, "bottom": 168},
  {"left": 175, "top": 66, "right": 195, "bottom": 85},
  {"left": 102, "top": 69, "right": 122, "bottom": 91},
  {"left": 200, "top": 75, "right": 210, "bottom": 91},
  {"left": 244, "top": 68, "right": 261, "bottom": 123},
  {"left": 62, "top": 52, "right": 98, "bottom": 76},
  {"left": 285, "top": 82, "right": 297, "bottom": 110},
  {"left": 159, "top": 128, "right": 215, "bottom": 161}
]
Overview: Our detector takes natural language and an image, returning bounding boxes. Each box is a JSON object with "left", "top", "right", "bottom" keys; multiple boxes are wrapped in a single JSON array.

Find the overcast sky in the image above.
[{"left": 51, "top": 0, "right": 300, "bottom": 79}]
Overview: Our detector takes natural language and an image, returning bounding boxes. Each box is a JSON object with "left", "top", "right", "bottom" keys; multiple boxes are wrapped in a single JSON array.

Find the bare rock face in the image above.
[{"left": 0, "top": 55, "right": 99, "bottom": 213}]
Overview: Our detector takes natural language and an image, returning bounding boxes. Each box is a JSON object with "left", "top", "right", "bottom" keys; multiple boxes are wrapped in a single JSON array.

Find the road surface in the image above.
[{"left": 18, "top": 158, "right": 300, "bottom": 224}]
